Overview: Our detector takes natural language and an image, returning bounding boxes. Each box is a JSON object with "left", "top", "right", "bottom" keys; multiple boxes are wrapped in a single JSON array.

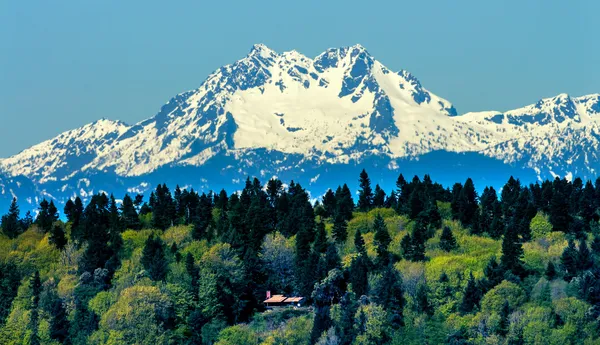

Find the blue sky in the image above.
[{"left": 1, "top": 0, "right": 599, "bottom": 157}]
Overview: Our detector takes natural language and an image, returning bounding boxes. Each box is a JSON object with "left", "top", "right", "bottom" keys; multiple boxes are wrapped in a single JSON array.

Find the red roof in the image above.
[{"left": 264, "top": 295, "right": 287, "bottom": 303}]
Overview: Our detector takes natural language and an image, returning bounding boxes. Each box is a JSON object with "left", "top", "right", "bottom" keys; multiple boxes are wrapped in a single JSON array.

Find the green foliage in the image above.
[
  {"left": 530, "top": 212, "right": 553, "bottom": 239},
  {"left": 480, "top": 280, "right": 526, "bottom": 313}
]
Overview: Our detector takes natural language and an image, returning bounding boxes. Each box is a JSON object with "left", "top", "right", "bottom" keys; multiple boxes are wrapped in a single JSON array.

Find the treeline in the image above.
[{"left": 0, "top": 170, "right": 599, "bottom": 344}]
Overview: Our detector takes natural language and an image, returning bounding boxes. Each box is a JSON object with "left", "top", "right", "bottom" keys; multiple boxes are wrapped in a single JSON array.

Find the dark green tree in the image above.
[
  {"left": 577, "top": 239, "right": 593, "bottom": 272},
  {"left": 497, "top": 300, "right": 510, "bottom": 337},
  {"left": 335, "top": 292, "right": 358, "bottom": 345},
  {"left": 49, "top": 295, "right": 70, "bottom": 343},
  {"left": 120, "top": 194, "right": 140, "bottom": 230},
  {"left": 141, "top": 234, "right": 169, "bottom": 281},
  {"left": 49, "top": 223, "right": 68, "bottom": 250},
  {"left": 373, "top": 214, "right": 391, "bottom": 267},
  {"left": 459, "top": 273, "right": 482, "bottom": 314},
  {"left": 335, "top": 184, "right": 354, "bottom": 221},
  {"left": 332, "top": 212, "right": 348, "bottom": 244},
  {"left": 1, "top": 197, "right": 21, "bottom": 239},
  {"left": 591, "top": 235, "right": 600, "bottom": 256},
  {"left": 29, "top": 271, "right": 41, "bottom": 345},
  {"left": 372, "top": 264, "right": 405, "bottom": 329},
  {"left": 545, "top": 261, "right": 557, "bottom": 281},
  {"left": 322, "top": 189, "right": 337, "bottom": 218},
  {"left": 500, "top": 221, "right": 524, "bottom": 276},
  {"left": 560, "top": 240, "right": 579, "bottom": 281},
  {"left": 373, "top": 185, "right": 386, "bottom": 208},
  {"left": 0, "top": 262, "right": 20, "bottom": 324},
  {"left": 415, "top": 283, "right": 433, "bottom": 316},
  {"left": 549, "top": 178, "right": 572, "bottom": 232},
  {"left": 439, "top": 226, "right": 458, "bottom": 252},
  {"left": 457, "top": 178, "right": 478, "bottom": 227},
  {"left": 357, "top": 169, "right": 373, "bottom": 211},
  {"left": 185, "top": 253, "right": 199, "bottom": 301}
]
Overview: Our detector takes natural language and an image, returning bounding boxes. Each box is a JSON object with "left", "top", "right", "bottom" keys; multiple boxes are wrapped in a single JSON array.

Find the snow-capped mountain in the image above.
[{"left": 1, "top": 44, "right": 599, "bottom": 212}]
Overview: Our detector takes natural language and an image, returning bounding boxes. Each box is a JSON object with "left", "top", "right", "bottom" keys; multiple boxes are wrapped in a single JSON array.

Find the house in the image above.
[{"left": 263, "top": 291, "right": 305, "bottom": 309}]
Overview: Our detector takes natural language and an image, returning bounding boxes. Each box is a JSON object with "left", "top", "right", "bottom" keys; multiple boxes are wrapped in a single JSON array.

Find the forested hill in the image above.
[{"left": 0, "top": 170, "right": 599, "bottom": 344}]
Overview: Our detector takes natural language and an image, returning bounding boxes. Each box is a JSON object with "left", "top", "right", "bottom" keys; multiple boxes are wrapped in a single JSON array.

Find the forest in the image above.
[{"left": 0, "top": 170, "right": 599, "bottom": 345}]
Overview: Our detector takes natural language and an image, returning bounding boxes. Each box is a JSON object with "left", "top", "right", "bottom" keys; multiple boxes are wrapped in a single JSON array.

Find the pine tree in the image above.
[
  {"left": 49, "top": 295, "right": 69, "bottom": 343},
  {"left": 49, "top": 223, "right": 68, "bottom": 250},
  {"left": 141, "top": 234, "right": 168, "bottom": 281},
  {"left": 336, "top": 184, "right": 354, "bottom": 221},
  {"left": 1, "top": 197, "right": 21, "bottom": 239},
  {"left": 336, "top": 292, "right": 358, "bottom": 345},
  {"left": 354, "top": 229, "right": 366, "bottom": 256},
  {"left": 450, "top": 182, "right": 463, "bottom": 220},
  {"left": 332, "top": 212, "right": 348, "bottom": 244},
  {"left": 79, "top": 194, "right": 112, "bottom": 274},
  {"left": 349, "top": 255, "right": 369, "bottom": 297},
  {"left": 545, "top": 261, "right": 557, "bottom": 281},
  {"left": 577, "top": 239, "right": 593, "bottom": 271},
  {"left": 560, "top": 240, "right": 579, "bottom": 281},
  {"left": 36, "top": 199, "right": 58, "bottom": 232},
  {"left": 395, "top": 174, "right": 410, "bottom": 215},
  {"left": 416, "top": 283, "right": 433, "bottom": 316},
  {"left": 457, "top": 178, "right": 478, "bottom": 227},
  {"left": 29, "top": 271, "right": 41, "bottom": 345},
  {"left": 501, "top": 176, "right": 521, "bottom": 219},
  {"left": 120, "top": 194, "right": 140, "bottom": 230},
  {"left": 400, "top": 233, "right": 413, "bottom": 261},
  {"left": 483, "top": 257, "right": 505, "bottom": 291},
  {"left": 314, "top": 221, "right": 328, "bottom": 255},
  {"left": 459, "top": 273, "right": 482, "bottom": 314},
  {"left": 500, "top": 221, "right": 524, "bottom": 276},
  {"left": 439, "top": 226, "right": 458, "bottom": 252},
  {"left": 372, "top": 214, "right": 391, "bottom": 267},
  {"left": 580, "top": 180, "right": 597, "bottom": 223},
  {"left": 549, "top": 178, "right": 572, "bottom": 232},
  {"left": 186, "top": 253, "right": 199, "bottom": 301},
  {"left": 497, "top": 300, "right": 510, "bottom": 337},
  {"left": 372, "top": 264, "right": 405, "bottom": 329},
  {"left": 373, "top": 185, "right": 386, "bottom": 208},
  {"left": 357, "top": 169, "right": 373, "bottom": 211},
  {"left": 322, "top": 189, "right": 337, "bottom": 218}
]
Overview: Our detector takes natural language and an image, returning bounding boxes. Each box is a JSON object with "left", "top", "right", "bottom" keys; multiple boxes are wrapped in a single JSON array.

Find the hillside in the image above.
[{"left": 0, "top": 171, "right": 599, "bottom": 344}]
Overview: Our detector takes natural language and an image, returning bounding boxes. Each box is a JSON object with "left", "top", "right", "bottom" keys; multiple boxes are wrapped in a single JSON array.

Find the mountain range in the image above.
[{"left": 1, "top": 43, "right": 599, "bottom": 212}]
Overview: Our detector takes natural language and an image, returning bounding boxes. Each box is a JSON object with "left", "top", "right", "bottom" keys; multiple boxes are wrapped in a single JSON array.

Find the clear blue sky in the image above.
[{"left": 1, "top": 0, "right": 599, "bottom": 158}]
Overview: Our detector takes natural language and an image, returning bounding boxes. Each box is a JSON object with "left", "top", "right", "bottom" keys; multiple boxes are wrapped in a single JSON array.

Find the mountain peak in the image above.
[{"left": 248, "top": 43, "right": 277, "bottom": 59}]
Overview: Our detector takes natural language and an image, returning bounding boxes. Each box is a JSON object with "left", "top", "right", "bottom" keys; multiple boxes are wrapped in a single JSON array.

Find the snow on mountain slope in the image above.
[
  {"left": 0, "top": 119, "right": 130, "bottom": 183},
  {"left": 2, "top": 44, "right": 496, "bottom": 182},
  {"left": 1, "top": 43, "right": 599, "bottom": 210}
]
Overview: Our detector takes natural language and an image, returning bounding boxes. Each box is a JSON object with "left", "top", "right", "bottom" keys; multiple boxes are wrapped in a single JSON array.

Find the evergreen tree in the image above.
[
  {"left": 450, "top": 182, "right": 463, "bottom": 220},
  {"left": 29, "top": 271, "right": 41, "bottom": 345},
  {"left": 500, "top": 221, "right": 524, "bottom": 276},
  {"left": 395, "top": 174, "right": 410, "bottom": 214},
  {"left": 372, "top": 264, "right": 405, "bottom": 329},
  {"left": 79, "top": 194, "right": 112, "bottom": 274},
  {"left": 152, "top": 184, "right": 176, "bottom": 230},
  {"left": 36, "top": 199, "right": 59, "bottom": 232},
  {"left": 120, "top": 194, "right": 140, "bottom": 230},
  {"left": 332, "top": 212, "right": 348, "bottom": 244},
  {"left": 400, "top": 233, "right": 413, "bottom": 260},
  {"left": 415, "top": 283, "right": 433, "bottom": 316},
  {"left": 314, "top": 221, "right": 328, "bottom": 255},
  {"left": 457, "top": 178, "right": 478, "bottom": 227},
  {"left": 49, "top": 223, "right": 68, "bottom": 250},
  {"left": 349, "top": 255, "right": 369, "bottom": 297},
  {"left": 439, "top": 226, "right": 458, "bottom": 252},
  {"left": 0, "top": 262, "right": 21, "bottom": 325},
  {"left": 549, "top": 178, "right": 572, "bottom": 232},
  {"left": 545, "top": 261, "right": 557, "bottom": 281},
  {"left": 372, "top": 214, "right": 391, "bottom": 267},
  {"left": 354, "top": 229, "right": 366, "bottom": 256},
  {"left": 49, "top": 295, "right": 69, "bottom": 343},
  {"left": 336, "top": 292, "right": 358, "bottom": 345},
  {"left": 373, "top": 185, "right": 386, "bottom": 208},
  {"left": 335, "top": 184, "right": 354, "bottom": 221},
  {"left": 497, "top": 300, "right": 510, "bottom": 337},
  {"left": 186, "top": 253, "right": 199, "bottom": 301},
  {"left": 409, "top": 221, "right": 427, "bottom": 261},
  {"left": 483, "top": 257, "right": 505, "bottom": 291},
  {"left": 20, "top": 210, "right": 33, "bottom": 231},
  {"left": 141, "top": 234, "right": 168, "bottom": 281},
  {"left": 580, "top": 180, "right": 597, "bottom": 223},
  {"left": 1, "top": 197, "right": 21, "bottom": 239},
  {"left": 560, "top": 240, "right": 579, "bottom": 281},
  {"left": 577, "top": 238, "right": 593, "bottom": 271},
  {"left": 322, "top": 189, "right": 337, "bottom": 218},
  {"left": 501, "top": 176, "right": 521, "bottom": 219},
  {"left": 357, "top": 169, "right": 373, "bottom": 211},
  {"left": 459, "top": 273, "right": 482, "bottom": 314},
  {"left": 295, "top": 224, "right": 317, "bottom": 297}
]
